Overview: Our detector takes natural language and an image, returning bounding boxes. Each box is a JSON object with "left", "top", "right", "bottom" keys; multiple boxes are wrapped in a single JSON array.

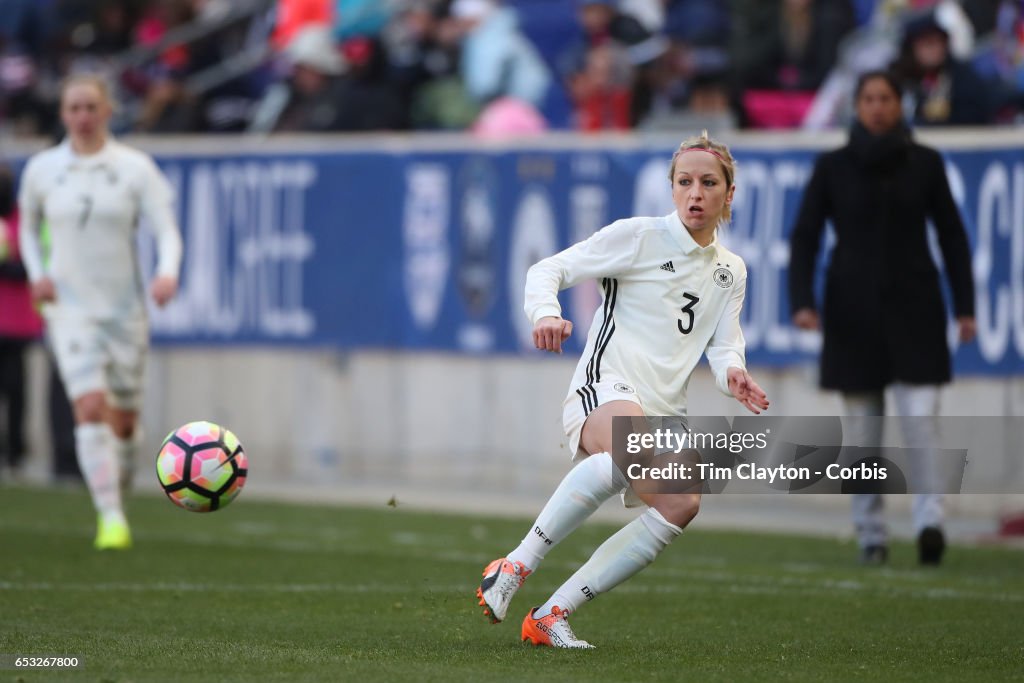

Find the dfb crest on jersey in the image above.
[{"left": 713, "top": 267, "right": 734, "bottom": 288}]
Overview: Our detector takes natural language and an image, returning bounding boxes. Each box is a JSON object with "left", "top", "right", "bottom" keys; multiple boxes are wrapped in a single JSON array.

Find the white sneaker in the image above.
[{"left": 476, "top": 557, "right": 531, "bottom": 623}]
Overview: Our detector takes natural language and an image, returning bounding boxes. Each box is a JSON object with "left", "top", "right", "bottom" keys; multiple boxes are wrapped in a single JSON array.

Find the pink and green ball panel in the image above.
[{"left": 156, "top": 421, "right": 248, "bottom": 512}]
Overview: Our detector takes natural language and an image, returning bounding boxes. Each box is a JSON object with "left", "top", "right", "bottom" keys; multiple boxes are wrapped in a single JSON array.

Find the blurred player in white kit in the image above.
[{"left": 19, "top": 74, "right": 182, "bottom": 550}]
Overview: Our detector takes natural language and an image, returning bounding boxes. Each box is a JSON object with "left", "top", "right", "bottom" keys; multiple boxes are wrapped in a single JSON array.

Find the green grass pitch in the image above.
[{"left": 1, "top": 486, "right": 1022, "bottom": 682}]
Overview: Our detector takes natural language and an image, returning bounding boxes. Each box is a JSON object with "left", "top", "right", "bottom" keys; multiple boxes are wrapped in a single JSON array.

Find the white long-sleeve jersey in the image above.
[
  {"left": 525, "top": 212, "right": 747, "bottom": 417},
  {"left": 18, "top": 139, "right": 182, "bottom": 320}
]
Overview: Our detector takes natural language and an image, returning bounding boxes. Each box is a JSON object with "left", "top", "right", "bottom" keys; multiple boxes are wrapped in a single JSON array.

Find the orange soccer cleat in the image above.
[{"left": 521, "top": 606, "right": 594, "bottom": 649}]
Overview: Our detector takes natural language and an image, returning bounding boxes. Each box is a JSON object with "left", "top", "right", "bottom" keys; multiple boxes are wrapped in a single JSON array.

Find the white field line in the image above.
[
  {"left": 0, "top": 581, "right": 468, "bottom": 594},
  {"left": 3, "top": 520, "right": 1022, "bottom": 603},
  {"left": 0, "top": 578, "right": 1021, "bottom": 605},
  {"left": 423, "top": 547, "right": 1024, "bottom": 597}
]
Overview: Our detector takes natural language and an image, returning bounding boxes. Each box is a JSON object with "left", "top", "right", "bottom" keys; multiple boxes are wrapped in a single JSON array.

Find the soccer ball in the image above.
[{"left": 156, "top": 421, "right": 248, "bottom": 512}]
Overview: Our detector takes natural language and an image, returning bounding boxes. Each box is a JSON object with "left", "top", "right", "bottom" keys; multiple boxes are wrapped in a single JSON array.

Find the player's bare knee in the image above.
[
  {"left": 74, "top": 392, "right": 107, "bottom": 424},
  {"left": 108, "top": 409, "right": 137, "bottom": 440},
  {"left": 111, "top": 420, "right": 135, "bottom": 440},
  {"left": 657, "top": 494, "right": 700, "bottom": 528}
]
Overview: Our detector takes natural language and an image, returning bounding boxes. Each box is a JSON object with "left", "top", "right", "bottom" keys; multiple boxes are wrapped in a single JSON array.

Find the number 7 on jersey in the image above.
[{"left": 77, "top": 195, "right": 93, "bottom": 229}]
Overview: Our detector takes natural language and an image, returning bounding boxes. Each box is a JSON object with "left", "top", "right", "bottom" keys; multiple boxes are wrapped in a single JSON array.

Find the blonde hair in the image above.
[
  {"left": 60, "top": 73, "right": 116, "bottom": 109},
  {"left": 668, "top": 130, "right": 737, "bottom": 222}
]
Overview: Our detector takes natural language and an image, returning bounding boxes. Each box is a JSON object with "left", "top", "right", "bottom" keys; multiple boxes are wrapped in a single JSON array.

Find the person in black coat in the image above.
[{"left": 788, "top": 70, "right": 976, "bottom": 567}]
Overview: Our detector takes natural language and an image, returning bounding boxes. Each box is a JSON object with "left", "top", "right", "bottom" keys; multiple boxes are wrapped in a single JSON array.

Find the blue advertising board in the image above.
[{"left": 133, "top": 141, "right": 1023, "bottom": 375}]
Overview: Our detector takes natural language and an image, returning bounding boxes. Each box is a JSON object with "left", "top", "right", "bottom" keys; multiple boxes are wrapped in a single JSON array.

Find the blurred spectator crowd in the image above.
[{"left": 1, "top": 0, "right": 1022, "bottom": 137}]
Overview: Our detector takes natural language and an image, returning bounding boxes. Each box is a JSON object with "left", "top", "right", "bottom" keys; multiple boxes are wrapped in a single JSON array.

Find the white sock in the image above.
[
  {"left": 506, "top": 452, "right": 626, "bottom": 572},
  {"left": 75, "top": 423, "right": 126, "bottom": 524},
  {"left": 114, "top": 429, "right": 141, "bottom": 494},
  {"left": 537, "top": 508, "right": 682, "bottom": 616}
]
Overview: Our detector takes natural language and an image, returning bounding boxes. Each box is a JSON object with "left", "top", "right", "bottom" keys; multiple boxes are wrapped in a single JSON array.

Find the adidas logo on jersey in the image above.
[{"left": 660, "top": 261, "right": 675, "bottom": 273}]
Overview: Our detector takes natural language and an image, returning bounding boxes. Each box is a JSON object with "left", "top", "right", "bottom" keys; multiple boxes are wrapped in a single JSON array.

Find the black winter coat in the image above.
[{"left": 788, "top": 123, "right": 975, "bottom": 391}]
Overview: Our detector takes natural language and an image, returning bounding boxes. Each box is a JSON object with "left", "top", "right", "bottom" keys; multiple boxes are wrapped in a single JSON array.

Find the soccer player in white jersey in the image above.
[
  {"left": 19, "top": 74, "right": 182, "bottom": 550},
  {"left": 475, "top": 131, "right": 769, "bottom": 648}
]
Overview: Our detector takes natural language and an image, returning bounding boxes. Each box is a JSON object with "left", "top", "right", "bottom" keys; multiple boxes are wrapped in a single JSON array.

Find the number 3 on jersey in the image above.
[{"left": 678, "top": 292, "right": 700, "bottom": 334}]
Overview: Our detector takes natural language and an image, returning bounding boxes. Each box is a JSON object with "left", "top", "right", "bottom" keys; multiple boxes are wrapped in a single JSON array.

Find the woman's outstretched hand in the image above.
[{"left": 727, "top": 367, "right": 770, "bottom": 414}]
